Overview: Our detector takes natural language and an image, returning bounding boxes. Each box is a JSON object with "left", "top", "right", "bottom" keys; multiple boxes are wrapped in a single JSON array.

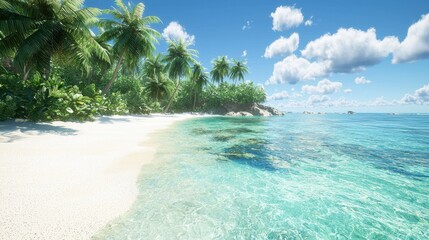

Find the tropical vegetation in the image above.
[{"left": 0, "top": 0, "right": 265, "bottom": 122}]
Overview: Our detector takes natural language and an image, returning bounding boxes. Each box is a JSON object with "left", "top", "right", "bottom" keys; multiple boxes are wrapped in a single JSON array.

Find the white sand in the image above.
[{"left": 0, "top": 114, "right": 195, "bottom": 240}]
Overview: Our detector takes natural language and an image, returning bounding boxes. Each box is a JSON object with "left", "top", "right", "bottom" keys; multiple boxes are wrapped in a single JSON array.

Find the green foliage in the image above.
[
  {"left": 0, "top": 95, "right": 16, "bottom": 120},
  {"left": 100, "top": 92, "right": 128, "bottom": 115},
  {"left": 172, "top": 82, "right": 266, "bottom": 113},
  {"left": 0, "top": 73, "right": 130, "bottom": 121},
  {"left": 211, "top": 56, "right": 230, "bottom": 83},
  {"left": 100, "top": 0, "right": 161, "bottom": 93},
  {"left": 0, "top": 0, "right": 110, "bottom": 80},
  {"left": 110, "top": 76, "right": 151, "bottom": 114},
  {"left": 202, "top": 82, "right": 266, "bottom": 111},
  {"left": 229, "top": 59, "right": 248, "bottom": 83},
  {"left": 163, "top": 41, "right": 198, "bottom": 112},
  {"left": 172, "top": 80, "right": 193, "bottom": 112}
]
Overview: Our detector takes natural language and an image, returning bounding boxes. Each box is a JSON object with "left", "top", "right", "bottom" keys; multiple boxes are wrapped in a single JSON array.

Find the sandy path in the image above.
[{"left": 0, "top": 115, "right": 195, "bottom": 240}]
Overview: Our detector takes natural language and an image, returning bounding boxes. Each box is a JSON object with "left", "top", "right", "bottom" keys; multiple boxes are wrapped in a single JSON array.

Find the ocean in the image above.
[{"left": 96, "top": 114, "right": 429, "bottom": 239}]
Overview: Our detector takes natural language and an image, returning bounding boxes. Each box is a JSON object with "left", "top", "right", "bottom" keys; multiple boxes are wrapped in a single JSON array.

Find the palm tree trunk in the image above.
[
  {"left": 190, "top": 87, "right": 195, "bottom": 110},
  {"left": 43, "top": 57, "right": 52, "bottom": 81},
  {"left": 103, "top": 48, "right": 126, "bottom": 94},
  {"left": 164, "top": 79, "right": 180, "bottom": 113},
  {"left": 193, "top": 90, "right": 197, "bottom": 111},
  {"left": 23, "top": 64, "right": 31, "bottom": 81}
]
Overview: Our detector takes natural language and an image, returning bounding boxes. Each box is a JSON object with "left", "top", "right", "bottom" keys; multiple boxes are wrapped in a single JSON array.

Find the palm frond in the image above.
[{"left": 133, "top": 3, "right": 145, "bottom": 20}]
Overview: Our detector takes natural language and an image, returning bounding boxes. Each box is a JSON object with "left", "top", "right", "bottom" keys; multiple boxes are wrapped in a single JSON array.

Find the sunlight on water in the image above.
[{"left": 96, "top": 114, "right": 429, "bottom": 239}]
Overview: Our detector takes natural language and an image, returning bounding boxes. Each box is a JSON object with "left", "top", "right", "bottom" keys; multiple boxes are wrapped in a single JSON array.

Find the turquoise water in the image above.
[{"left": 97, "top": 114, "right": 429, "bottom": 239}]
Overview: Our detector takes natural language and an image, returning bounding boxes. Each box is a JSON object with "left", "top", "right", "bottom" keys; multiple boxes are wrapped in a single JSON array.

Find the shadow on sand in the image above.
[{"left": 0, "top": 120, "right": 78, "bottom": 143}]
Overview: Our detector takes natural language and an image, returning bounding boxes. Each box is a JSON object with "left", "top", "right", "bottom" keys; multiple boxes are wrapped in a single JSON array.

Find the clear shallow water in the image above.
[{"left": 97, "top": 114, "right": 429, "bottom": 239}]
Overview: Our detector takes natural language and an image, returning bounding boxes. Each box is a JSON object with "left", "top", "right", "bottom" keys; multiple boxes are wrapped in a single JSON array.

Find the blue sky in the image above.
[{"left": 86, "top": 0, "right": 429, "bottom": 113}]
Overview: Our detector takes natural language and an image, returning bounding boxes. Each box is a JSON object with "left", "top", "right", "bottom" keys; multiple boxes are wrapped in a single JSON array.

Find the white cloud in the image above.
[
  {"left": 267, "top": 91, "right": 302, "bottom": 101},
  {"left": 355, "top": 76, "right": 371, "bottom": 84},
  {"left": 308, "top": 95, "right": 330, "bottom": 105},
  {"left": 393, "top": 13, "right": 429, "bottom": 63},
  {"left": 302, "top": 28, "right": 399, "bottom": 73},
  {"left": 401, "top": 83, "right": 429, "bottom": 104},
  {"left": 370, "top": 97, "right": 394, "bottom": 106},
  {"left": 162, "top": 21, "right": 195, "bottom": 45},
  {"left": 267, "top": 91, "right": 290, "bottom": 101},
  {"left": 344, "top": 89, "right": 352, "bottom": 94},
  {"left": 271, "top": 6, "right": 304, "bottom": 31},
  {"left": 302, "top": 79, "right": 343, "bottom": 95},
  {"left": 242, "top": 50, "right": 247, "bottom": 57},
  {"left": 264, "top": 33, "right": 299, "bottom": 58},
  {"left": 305, "top": 17, "right": 313, "bottom": 26},
  {"left": 266, "top": 54, "right": 329, "bottom": 85},
  {"left": 242, "top": 20, "right": 252, "bottom": 30}
]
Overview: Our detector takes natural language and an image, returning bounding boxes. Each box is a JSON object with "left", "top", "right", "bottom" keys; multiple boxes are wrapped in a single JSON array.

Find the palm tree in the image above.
[
  {"left": 0, "top": 0, "right": 110, "bottom": 81},
  {"left": 190, "top": 63, "right": 209, "bottom": 111},
  {"left": 229, "top": 59, "right": 249, "bottom": 83},
  {"left": 143, "top": 54, "right": 172, "bottom": 103},
  {"left": 143, "top": 54, "right": 164, "bottom": 80},
  {"left": 210, "top": 56, "right": 230, "bottom": 84},
  {"left": 163, "top": 40, "right": 197, "bottom": 113},
  {"left": 99, "top": 0, "right": 161, "bottom": 93},
  {"left": 144, "top": 73, "right": 173, "bottom": 103}
]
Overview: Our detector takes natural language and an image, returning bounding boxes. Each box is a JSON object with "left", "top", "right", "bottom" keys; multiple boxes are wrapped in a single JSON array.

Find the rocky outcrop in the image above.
[{"left": 221, "top": 103, "right": 284, "bottom": 116}]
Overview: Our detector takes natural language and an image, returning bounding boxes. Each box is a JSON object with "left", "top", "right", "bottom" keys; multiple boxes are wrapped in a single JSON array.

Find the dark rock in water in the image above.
[
  {"left": 347, "top": 111, "right": 355, "bottom": 114},
  {"left": 220, "top": 103, "right": 284, "bottom": 116},
  {"left": 213, "top": 134, "right": 235, "bottom": 142}
]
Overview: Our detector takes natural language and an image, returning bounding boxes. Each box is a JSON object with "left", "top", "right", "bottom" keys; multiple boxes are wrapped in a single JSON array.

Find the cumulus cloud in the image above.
[
  {"left": 266, "top": 54, "right": 329, "bottom": 85},
  {"left": 271, "top": 6, "right": 304, "bottom": 31},
  {"left": 242, "top": 50, "right": 247, "bottom": 57},
  {"left": 355, "top": 76, "right": 371, "bottom": 84},
  {"left": 401, "top": 83, "right": 429, "bottom": 104},
  {"left": 393, "top": 13, "right": 429, "bottom": 63},
  {"left": 264, "top": 33, "right": 299, "bottom": 58},
  {"left": 302, "top": 28, "right": 399, "bottom": 73},
  {"left": 162, "top": 22, "right": 195, "bottom": 45},
  {"left": 302, "top": 79, "right": 342, "bottom": 95},
  {"left": 267, "top": 91, "right": 302, "bottom": 101},
  {"left": 344, "top": 89, "right": 352, "bottom": 93},
  {"left": 308, "top": 95, "right": 330, "bottom": 105},
  {"left": 242, "top": 20, "right": 252, "bottom": 30},
  {"left": 267, "top": 91, "right": 290, "bottom": 101}
]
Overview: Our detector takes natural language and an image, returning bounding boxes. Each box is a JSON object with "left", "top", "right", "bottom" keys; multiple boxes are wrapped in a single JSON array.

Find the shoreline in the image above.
[{"left": 0, "top": 114, "right": 198, "bottom": 240}]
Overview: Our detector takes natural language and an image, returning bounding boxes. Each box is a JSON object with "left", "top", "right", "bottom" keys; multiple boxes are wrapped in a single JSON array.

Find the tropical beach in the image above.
[{"left": 1, "top": 0, "right": 429, "bottom": 239}]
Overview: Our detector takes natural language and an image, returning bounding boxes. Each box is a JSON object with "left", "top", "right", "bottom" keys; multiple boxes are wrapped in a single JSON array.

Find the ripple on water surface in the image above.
[{"left": 96, "top": 114, "right": 429, "bottom": 239}]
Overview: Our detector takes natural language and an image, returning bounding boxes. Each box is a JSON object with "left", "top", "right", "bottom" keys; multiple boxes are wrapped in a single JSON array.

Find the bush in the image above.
[
  {"left": 110, "top": 76, "right": 151, "bottom": 114},
  {"left": 172, "top": 80, "right": 193, "bottom": 112},
  {"left": 202, "top": 82, "right": 266, "bottom": 111},
  {"left": 0, "top": 73, "right": 132, "bottom": 121},
  {"left": 0, "top": 95, "right": 16, "bottom": 120}
]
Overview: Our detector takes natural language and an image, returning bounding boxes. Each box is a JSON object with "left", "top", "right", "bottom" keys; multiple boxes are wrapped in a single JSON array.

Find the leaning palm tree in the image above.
[
  {"left": 99, "top": 0, "right": 161, "bottom": 93},
  {"left": 210, "top": 56, "right": 230, "bottom": 84},
  {"left": 190, "top": 63, "right": 209, "bottom": 111},
  {"left": 0, "top": 0, "right": 110, "bottom": 81},
  {"left": 229, "top": 59, "right": 249, "bottom": 83},
  {"left": 163, "top": 40, "right": 197, "bottom": 113}
]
